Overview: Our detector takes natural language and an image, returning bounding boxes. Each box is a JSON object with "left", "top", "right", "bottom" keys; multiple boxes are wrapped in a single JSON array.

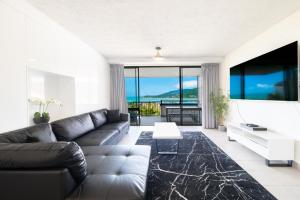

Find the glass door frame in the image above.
[
  {"left": 124, "top": 66, "right": 201, "bottom": 126},
  {"left": 125, "top": 67, "right": 141, "bottom": 125},
  {"left": 179, "top": 66, "right": 202, "bottom": 125}
]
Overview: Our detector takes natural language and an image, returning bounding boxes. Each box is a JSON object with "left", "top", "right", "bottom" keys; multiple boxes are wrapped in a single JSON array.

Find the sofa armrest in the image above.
[
  {"left": 0, "top": 142, "right": 87, "bottom": 183},
  {"left": 120, "top": 113, "right": 130, "bottom": 122},
  {"left": 0, "top": 168, "right": 76, "bottom": 200}
]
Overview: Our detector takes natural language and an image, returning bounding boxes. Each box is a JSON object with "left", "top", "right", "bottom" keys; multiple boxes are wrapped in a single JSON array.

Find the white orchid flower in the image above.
[
  {"left": 40, "top": 99, "right": 47, "bottom": 105},
  {"left": 28, "top": 97, "right": 42, "bottom": 104},
  {"left": 46, "top": 98, "right": 55, "bottom": 104},
  {"left": 30, "top": 97, "right": 63, "bottom": 116}
]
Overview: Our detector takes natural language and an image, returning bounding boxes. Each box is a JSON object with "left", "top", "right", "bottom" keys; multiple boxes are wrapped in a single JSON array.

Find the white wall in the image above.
[
  {"left": 220, "top": 9, "right": 300, "bottom": 163},
  {"left": 0, "top": 0, "right": 110, "bottom": 132}
]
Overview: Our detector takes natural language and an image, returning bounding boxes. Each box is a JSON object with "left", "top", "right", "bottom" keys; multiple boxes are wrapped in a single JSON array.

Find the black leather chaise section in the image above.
[
  {"left": 0, "top": 169, "right": 76, "bottom": 200},
  {"left": 51, "top": 113, "right": 95, "bottom": 141},
  {"left": 67, "top": 145, "right": 151, "bottom": 200},
  {"left": 0, "top": 142, "right": 87, "bottom": 183},
  {"left": 0, "top": 109, "right": 146, "bottom": 200}
]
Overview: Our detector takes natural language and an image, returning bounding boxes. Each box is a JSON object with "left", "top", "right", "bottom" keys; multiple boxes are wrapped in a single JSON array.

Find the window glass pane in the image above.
[
  {"left": 139, "top": 67, "right": 179, "bottom": 118},
  {"left": 181, "top": 67, "right": 201, "bottom": 125}
]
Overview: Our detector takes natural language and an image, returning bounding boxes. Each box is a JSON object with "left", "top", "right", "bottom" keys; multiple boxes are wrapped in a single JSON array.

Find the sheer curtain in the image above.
[
  {"left": 110, "top": 64, "right": 128, "bottom": 113},
  {"left": 201, "top": 63, "right": 219, "bottom": 128}
]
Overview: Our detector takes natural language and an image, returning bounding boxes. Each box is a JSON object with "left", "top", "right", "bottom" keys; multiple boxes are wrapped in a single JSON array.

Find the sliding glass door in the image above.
[
  {"left": 124, "top": 66, "right": 201, "bottom": 126},
  {"left": 124, "top": 67, "right": 140, "bottom": 125},
  {"left": 180, "top": 67, "right": 201, "bottom": 125},
  {"left": 139, "top": 67, "right": 180, "bottom": 125}
]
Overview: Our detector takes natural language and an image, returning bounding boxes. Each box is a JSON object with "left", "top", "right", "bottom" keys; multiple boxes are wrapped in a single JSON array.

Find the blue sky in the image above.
[
  {"left": 231, "top": 71, "right": 283, "bottom": 98},
  {"left": 125, "top": 76, "right": 197, "bottom": 97}
]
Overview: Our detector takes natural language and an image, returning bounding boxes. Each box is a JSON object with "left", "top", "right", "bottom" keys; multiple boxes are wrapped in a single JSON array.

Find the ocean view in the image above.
[{"left": 127, "top": 96, "right": 198, "bottom": 103}]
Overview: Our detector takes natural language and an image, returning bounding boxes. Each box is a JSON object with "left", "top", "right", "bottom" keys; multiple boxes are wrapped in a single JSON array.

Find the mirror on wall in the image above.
[{"left": 27, "top": 68, "right": 76, "bottom": 125}]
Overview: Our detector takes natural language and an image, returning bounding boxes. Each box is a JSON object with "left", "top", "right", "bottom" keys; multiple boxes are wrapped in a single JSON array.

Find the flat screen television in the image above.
[{"left": 230, "top": 41, "right": 298, "bottom": 101}]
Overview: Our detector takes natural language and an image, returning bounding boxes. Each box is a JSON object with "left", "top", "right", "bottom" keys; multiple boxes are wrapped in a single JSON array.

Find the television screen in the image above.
[{"left": 230, "top": 42, "right": 298, "bottom": 101}]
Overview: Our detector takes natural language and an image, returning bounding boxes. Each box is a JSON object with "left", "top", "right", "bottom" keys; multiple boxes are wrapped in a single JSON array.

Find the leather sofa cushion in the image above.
[
  {"left": 75, "top": 130, "right": 118, "bottom": 146},
  {"left": 0, "top": 142, "right": 87, "bottom": 183},
  {"left": 27, "top": 124, "right": 57, "bottom": 143},
  {"left": 106, "top": 110, "right": 120, "bottom": 123},
  {"left": 0, "top": 168, "right": 77, "bottom": 200},
  {"left": 98, "top": 121, "right": 129, "bottom": 132},
  {"left": 0, "top": 129, "right": 28, "bottom": 143},
  {"left": 67, "top": 145, "right": 151, "bottom": 200},
  {"left": 89, "top": 109, "right": 107, "bottom": 128},
  {"left": 0, "top": 124, "right": 56, "bottom": 143},
  {"left": 120, "top": 113, "right": 129, "bottom": 122},
  {"left": 52, "top": 113, "right": 95, "bottom": 141}
]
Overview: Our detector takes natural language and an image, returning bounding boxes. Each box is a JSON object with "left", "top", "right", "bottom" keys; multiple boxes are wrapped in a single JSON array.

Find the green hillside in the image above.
[{"left": 144, "top": 88, "right": 198, "bottom": 98}]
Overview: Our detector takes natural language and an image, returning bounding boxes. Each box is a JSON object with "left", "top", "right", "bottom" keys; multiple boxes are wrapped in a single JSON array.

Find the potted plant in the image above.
[
  {"left": 210, "top": 91, "right": 229, "bottom": 132},
  {"left": 28, "top": 98, "right": 62, "bottom": 124}
]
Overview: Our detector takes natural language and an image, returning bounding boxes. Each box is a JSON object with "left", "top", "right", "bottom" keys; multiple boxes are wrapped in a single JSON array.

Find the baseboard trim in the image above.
[{"left": 292, "top": 160, "right": 300, "bottom": 170}]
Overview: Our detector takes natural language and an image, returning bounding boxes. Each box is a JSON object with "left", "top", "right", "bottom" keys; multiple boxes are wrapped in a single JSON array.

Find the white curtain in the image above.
[
  {"left": 110, "top": 64, "right": 128, "bottom": 113},
  {"left": 201, "top": 63, "right": 219, "bottom": 129}
]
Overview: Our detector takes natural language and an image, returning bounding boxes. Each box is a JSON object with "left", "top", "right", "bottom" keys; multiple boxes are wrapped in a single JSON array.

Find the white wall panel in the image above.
[{"left": 0, "top": 1, "right": 110, "bottom": 132}]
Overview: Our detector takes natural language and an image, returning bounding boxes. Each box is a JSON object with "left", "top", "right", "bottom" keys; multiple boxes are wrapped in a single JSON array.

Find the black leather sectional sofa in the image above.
[{"left": 0, "top": 109, "right": 151, "bottom": 200}]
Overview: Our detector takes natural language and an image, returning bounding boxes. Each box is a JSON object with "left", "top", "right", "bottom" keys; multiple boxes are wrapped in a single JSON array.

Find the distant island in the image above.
[{"left": 143, "top": 88, "right": 198, "bottom": 98}]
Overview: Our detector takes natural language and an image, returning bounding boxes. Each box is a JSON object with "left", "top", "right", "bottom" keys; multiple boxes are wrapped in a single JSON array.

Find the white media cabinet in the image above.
[{"left": 227, "top": 123, "right": 294, "bottom": 166}]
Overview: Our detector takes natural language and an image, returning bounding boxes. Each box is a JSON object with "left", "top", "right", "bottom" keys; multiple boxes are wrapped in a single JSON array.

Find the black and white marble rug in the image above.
[{"left": 136, "top": 131, "right": 277, "bottom": 200}]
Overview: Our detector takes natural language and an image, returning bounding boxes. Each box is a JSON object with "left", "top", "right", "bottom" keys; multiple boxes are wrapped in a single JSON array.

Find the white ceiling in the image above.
[
  {"left": 125, "top": 67, "right": 201, "bottom": 77},
  {"left": 28, "top": 0, "right": 300, "bottom": 63}
]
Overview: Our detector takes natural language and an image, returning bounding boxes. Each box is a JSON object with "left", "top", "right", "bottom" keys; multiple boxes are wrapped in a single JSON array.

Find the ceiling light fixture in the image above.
[{"left": 153, "top": 46, "right": 164, "bottom": 60}]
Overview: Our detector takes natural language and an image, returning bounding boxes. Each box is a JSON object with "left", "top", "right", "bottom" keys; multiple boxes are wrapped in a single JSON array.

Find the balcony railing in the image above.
[
  {"left": 128, "top": 100, "right": 199, "bottom": 117},
  {"left": 128, "top": 99, "right": 201, "bottom": 125},
  {"left": 128, "top": 102, "right": 161, "bottom": 116}
]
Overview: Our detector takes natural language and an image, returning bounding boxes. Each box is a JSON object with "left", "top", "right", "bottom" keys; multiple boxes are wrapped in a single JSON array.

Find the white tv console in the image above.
[{"left": 227, "top": 123, "right": 294, "bottom": 166}]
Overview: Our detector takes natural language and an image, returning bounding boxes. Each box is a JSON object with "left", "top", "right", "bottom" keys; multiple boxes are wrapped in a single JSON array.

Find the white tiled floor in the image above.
[{"left": 119, "top": 126, "right": 300, "bottom": 200}]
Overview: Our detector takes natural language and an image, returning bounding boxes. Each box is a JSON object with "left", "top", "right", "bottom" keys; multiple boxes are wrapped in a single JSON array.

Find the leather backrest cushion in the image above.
[
  {"left": 51, "top": 113, "right": 95, "bottom": 141},
  {"left": 89, "top": 109, "right": 107, "bottom": 128},
  {"left": 106, "top": 109, "right": 121, "bottom": 123},
  {"left": 0, "top": 124, "right": 57, "bottom": 143},
  {"left": 0, "top": 142, "right": 87, "bottom": 183},
  {"left": 27, "top": 124, "right": 57, "bottom": 143},
  {"left": 0, "top": 129, "right": 28, "bottom": 143}
]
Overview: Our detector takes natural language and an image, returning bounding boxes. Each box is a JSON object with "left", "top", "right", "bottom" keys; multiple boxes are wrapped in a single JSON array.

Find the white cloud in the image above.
[
  {"left": 175, "top": 80, "right": 197, "bottom": 89},
  {"left": 256, "top": 83, "right": 272, "bottom": 89}
]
